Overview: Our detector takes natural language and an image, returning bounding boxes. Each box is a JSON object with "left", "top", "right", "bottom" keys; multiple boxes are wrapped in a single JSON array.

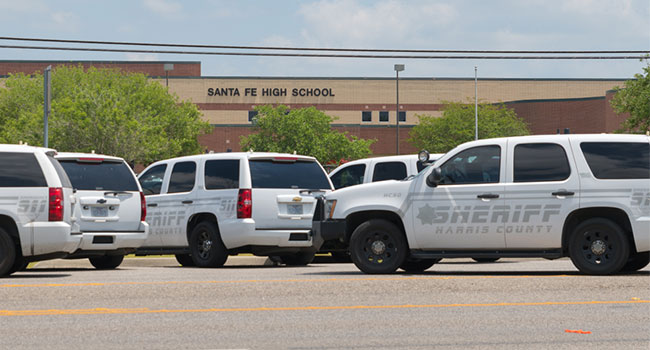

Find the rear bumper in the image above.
[
  {"left": 25, "top": 222, "right": 82, "bottom": 257},
  {"left": 74, "top": 222, "right": 149, "bottom": 252},
  {"left": 220, "top": 219, "right": 316, "bottom": 249}
]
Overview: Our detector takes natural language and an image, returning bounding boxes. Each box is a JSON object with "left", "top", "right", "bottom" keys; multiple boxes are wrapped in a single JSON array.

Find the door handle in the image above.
[
  {"left": 477, "top": 193, "right": 499, "bottom": 199},
  {"left": 147, "top": 203, "right": 158, "bottom": 207},
  {"left": 182, "top": 200, "right": 193, "bottom": 204},
  {"left": 552, "top": 191, "right": 575, "bottom": 197}
]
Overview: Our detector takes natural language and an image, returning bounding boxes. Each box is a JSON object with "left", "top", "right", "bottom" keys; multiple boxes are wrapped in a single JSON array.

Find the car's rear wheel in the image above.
[
  {"left": 276, "top": 251, "right": 315, "bottom": 266},
  {"left": 472, "top": 257, "right": 500, "bottom": 263},
  {"left": 569, "top": 218, "right": 629, "bottom": 275},
  {"left": 0, "top": 227, "right": 16, "bottom": 277},
  {"left": 175, "top": 254, "right": 195, "bottom": 267},
  {"left": 89, "top": 255, "right": 124, "bottom": 270},
  {"left": 9, "top": 256, "right": 28, "bottom": 274},
  {"left": 349, "top": 219, "right": 408, "bottom": 274},
  {"left": 399, "top": 258, "right": 439, "bottom": 272},
  {"left": 621, "top": 251, "right": 650, "bottom": 272},
  {"left": 189, "top": 221, "right": 228, "bottom": 268}
]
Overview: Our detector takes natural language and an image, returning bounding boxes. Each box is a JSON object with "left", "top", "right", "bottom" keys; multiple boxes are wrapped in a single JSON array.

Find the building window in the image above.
[
  {"left": 379, "top": 111, "right": 389, "bottom": 122},
  {"left": 398, "top": 111, "right": 406, "bottom": 122},
  {"left": 248, "top": 110, "right": 258, "bottom": 122},
  {"left": 362, "top": 111, "right": 372, "bottom": 122}
]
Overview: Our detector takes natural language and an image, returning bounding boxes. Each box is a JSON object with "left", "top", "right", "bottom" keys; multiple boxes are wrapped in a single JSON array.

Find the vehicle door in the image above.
[
  {"left": 156, "top": 160, "right": 198, "bottom": 246},
  {"left": 503, "top": 138, "right": 580, "bottom": 248},
  {"left": 138, "top": 163, "right": 168, "bottom": 247},
  {"left": 329, "top": 163, "right": 367, "bottom": 189},
  {"left": 194, "top": 158, "right": 240, "bottom": 222},
  {"left": 410, "top": 142, "right": 507, "bottom": 249}
]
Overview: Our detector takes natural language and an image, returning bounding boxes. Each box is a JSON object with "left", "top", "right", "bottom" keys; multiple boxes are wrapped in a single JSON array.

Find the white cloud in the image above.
[
  {"left": 143, "top": 0, "right": 183, "bottom": 17},
  {"left": 298, "top": 0, "right": 457, "bottom": 47},
  {"left": 125, "top": 53, "right": 159, "bottom": 61}
]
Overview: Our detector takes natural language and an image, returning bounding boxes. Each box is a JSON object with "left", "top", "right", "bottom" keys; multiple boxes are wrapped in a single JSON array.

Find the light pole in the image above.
[
  {"left": 474, "top": 66, "right": 478, "bottom": 141},
  {"left": 394, "top": 64, "right": 405, "bottom": 155},
  {"left": 43, "top": 65, "right": 51, "bottom": 148}
]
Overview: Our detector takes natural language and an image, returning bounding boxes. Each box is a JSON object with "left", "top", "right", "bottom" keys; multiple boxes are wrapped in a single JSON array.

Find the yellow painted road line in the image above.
[
  {"left": 0, "top": 274, "right": 578, "bottom": 288},
  {"left": 1, "top": 300, "right": 648, "bottom": 317}
]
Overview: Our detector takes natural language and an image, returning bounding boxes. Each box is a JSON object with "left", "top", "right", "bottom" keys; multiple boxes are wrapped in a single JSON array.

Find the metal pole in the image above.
[
  {"left": 396, "top": 69, "right": 399, "bottom": 155},
  {"left": 474, "top": 66, "right": 478, "bottom": 141},
  {"left": 43, "top": 65, "right": 51, "bottom": 148}
]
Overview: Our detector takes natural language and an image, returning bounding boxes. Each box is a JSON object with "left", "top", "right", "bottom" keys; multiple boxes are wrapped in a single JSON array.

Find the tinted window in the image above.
[
  {"left": 514, "top": 143, "right": 570, "bottom": 182},
  {"left": 60, "top": 160, "right": 138, "bottom": 191},
  {"left": 362, "top": 111, "right": 372, "bottom": 122},
  {"left": 168, "top": 161, "right": 196, "bottom": 193},
  {"left": 0, "top": 152, "right": 47, "bottom": 187},
  {"left": 581, "top": 142, "right": 650, "bottom": 179},
  {"left": 48, "top": 156, "right": 72, "bottom": 188},
  {"left": 205, "top": 160, "right": 239, "bottom": 190},
  {"left": 330, "top": 164, "right": 366, "bottom": 189},
  {"left": 398, "top": 111, "right": 406, "bottom": 122},
  {"left": 372, "top": 162, "right": 408, "bottom": 182},
  {"left": 439, "top": 146, "right": 501, "bottom": 185},
  {"left": 379, "top": 111, "right": 389, "bottom": 122},
  {"left": 249, "top": 160, "right": 331, "bottom": 189},
  {"left": 138, "top": 164, "right": 167, "bottom": 195}
]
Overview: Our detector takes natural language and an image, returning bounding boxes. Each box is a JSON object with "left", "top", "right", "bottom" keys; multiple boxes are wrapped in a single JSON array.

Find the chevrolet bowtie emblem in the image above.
[{"left": 292, "top": 197, "right": 302, "bottom": 202}]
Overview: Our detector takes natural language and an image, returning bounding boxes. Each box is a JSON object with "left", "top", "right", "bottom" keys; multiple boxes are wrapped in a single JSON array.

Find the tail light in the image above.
[
  {"left": 48, "top": 187, "right": 63, "bottom": 222},
  {"left": 237, "top": 189, "right": 252, "bottom": 219},
  {"left": 140, "top": 191, "right": 147, "bottom": 222}
]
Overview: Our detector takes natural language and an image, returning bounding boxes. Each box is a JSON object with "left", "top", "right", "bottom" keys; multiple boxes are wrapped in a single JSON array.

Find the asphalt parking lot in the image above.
[{"left": 1, "top": 257, "right": 648, "bottom": 350}]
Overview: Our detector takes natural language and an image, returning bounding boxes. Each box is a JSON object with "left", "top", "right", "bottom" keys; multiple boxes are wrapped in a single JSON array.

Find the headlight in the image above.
[
  {"left": 324, "top": 199, "right": 337, "bottom": 219},
  {"left": 418, "top": 150, "right": 430, "bottom": 163}
]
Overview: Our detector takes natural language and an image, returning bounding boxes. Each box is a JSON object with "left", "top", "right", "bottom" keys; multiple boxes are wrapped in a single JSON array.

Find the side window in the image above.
[
  {"left": 168, "top": 161, "right": 197, "bottom": 194},
  {"left": 439, "top": 145, "right": 501, "bottom": 185},
  {"left": 580, "top": 142, "right": 650, "bottom": 179},
  {"left": 205, "top": 159, "right": 240, "bottom": 190},
  {"left": 139, "top": 164, "right": 167, "bottom": 195},
  {"left": 372, "top": 162, "right": 407, "bottom": 182},
  {"left": 0, "top": 152, "right": 47, "bottom": 187},
  {"left": 514, "top": 143, "right": 570, "bottom": 182},
  {"left": 330, "top": 164, "right": 366, "bottom": 189}
]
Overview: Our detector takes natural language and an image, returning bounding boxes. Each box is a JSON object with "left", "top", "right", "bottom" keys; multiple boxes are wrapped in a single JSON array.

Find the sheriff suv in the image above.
[
  {"left": 136, "top": 152, "right": 333, "bottom": 267},
  {"left": 0, "top": 144, "right": 81, "bottom": 276},
  {"left": 55, "top": 153, "right": 149, "bottom": 269},
  {"left": 313, "top": 134, "right": 650, "bottom": 275}
]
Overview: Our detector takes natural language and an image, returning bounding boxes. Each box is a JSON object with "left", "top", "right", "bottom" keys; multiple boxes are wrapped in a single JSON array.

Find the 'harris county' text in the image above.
[{"left": 207, "top": 87, "right": 335, "bottom": 97}]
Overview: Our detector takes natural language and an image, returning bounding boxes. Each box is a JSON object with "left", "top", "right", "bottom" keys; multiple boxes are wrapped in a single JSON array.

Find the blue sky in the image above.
[{"left": 0, "top": 0, "right": 648, "bottom": 79}]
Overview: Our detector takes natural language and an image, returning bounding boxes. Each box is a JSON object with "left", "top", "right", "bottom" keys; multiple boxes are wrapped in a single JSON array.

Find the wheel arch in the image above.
[
  {"left": 186, "top": 212, "right": 220, "bottom": 242},
  {"left": 345, "top": 210, "right": 408, "bottom": 243},
  {"left": 562, "top": 207, "right": 634, "bottom": 255}
]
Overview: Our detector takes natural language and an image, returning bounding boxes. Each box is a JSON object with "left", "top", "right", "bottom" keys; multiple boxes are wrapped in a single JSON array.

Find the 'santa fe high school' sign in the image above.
[{"left": 207, "top": 87, "right": 335, "bottom": 97}]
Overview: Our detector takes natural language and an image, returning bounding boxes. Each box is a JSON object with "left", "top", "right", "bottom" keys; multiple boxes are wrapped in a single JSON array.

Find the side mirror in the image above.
[{"left": 426, "top": 167, "right": 442, "bottom": 187}]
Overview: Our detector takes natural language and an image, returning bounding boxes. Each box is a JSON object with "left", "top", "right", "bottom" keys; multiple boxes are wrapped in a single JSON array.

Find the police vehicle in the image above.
[{"left": 313, "top": 134, "right": 650, "bottom": 274}]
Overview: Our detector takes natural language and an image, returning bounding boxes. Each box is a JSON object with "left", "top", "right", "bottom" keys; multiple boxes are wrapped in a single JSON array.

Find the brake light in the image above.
[
  {"left": 48, "top": 187, "right": 63, "bottom": 221},
  {"left": 140, "top": 191, "right": 147, "bottom": 222},
  {"left": 77, "top": 157, "right": 104, "bottom": 163},
  {"left": 237, "top": 189, "right": 252, "bottom": 219}
]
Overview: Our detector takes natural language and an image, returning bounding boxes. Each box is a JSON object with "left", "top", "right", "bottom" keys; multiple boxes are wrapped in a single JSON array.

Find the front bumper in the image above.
[{"left": 311, "top": 197, "right": 347, "bottom": 250}]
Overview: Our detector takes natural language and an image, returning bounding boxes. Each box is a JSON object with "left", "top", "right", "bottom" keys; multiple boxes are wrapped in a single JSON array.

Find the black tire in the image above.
[
  {"left": 277, "top": 251, "right": 316, "bottom": 266},
  {"left": 472, "top": 257, "right": 500, "bottom": 263},
  {"left": 349, "top": 219, "right": 408, "bottom": 274},
  {"left": 8, "top": 256, "right": 28, "bottom": 274},
  {"left": 189, "top": 221, "right": 228, "bottom": 268},
  {"left": 622, "top": 251, "right": 650, "bottom": 272},
  {"left": 569, "top": 218, "right": 629, "bottom": 275},
  {"left": 175, "top": 254, "right": 195, "bottom": 267},
  {"left": 89, "top": 255, "right": 124, "bottom": 270},
  {"left": 330, "top": 251, "right": 352, "bottom": 263},
  {"left": 0, "top": 227, "right": 16, "bottom": 277},
  {"left": 399, "top": 258, "right": 440, "bottom": 272}
]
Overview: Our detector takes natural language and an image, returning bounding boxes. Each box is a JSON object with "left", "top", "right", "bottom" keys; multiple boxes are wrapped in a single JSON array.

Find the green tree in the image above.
[
  {"left": 610, "top": 65, "right": 650, "bottom": 133},
  {"left": 240, "top": 105, "right": 375, "bottom": 165},
  {"left": 408, "top": 102, "right": 530, "bottom": 153},
  {"left": 0, "top": 66, "right": 211, "bottom": 164}
]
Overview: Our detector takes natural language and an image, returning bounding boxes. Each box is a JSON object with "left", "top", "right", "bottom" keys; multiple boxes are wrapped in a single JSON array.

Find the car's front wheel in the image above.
[
  {"left": 189, "top": 221, "right": 228, "bottom": 268},
  {"left": 349, "top": 219, "right": 408, "bottom": 274},
  {"left": 569, "top": 218, "right": 629, "bottom": 275},
  {"left": 89, "top": 255, "right": 124, "bottom": 269}
]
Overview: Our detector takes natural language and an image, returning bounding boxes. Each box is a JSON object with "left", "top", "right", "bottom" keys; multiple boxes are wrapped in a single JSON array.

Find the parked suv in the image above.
[
  {"left": 0, "top": 144, "right": 81, "bottom": 276},
  {"left": 55, "top": 153, "right": 149, "bottom": 269},
  {"left": 136, "top": 152, "right": 333, "bottom": 267},
  {"left": 313, "top": 134, "right": 650, "bottom": 275}
]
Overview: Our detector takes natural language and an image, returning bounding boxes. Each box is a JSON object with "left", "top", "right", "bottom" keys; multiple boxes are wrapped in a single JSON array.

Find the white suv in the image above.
[
  {"left": 55, "top": 153, "right": 149, "bottom": 269},
  {"left": 0, "top": 145, "right": 81, "bottom": 276},
  {"left": 313, "top": 134, "right": 650, "bottom": 275},
  {"left": 136, "top": 152, "right": 333, "bottom": 267}
]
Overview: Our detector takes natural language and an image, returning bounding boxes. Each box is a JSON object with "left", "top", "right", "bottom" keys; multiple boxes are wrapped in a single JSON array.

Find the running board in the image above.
[{"left": 410, "top": 249, "right": 563, "bottom": 260}]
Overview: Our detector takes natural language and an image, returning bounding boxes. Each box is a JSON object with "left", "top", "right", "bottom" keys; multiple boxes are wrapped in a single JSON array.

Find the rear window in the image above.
[
  {"left": 580, "top": 142, "right": 650, "bottom": 179},
  {"left": 168, "top": 161, "right": 197, "bottom": 193},
  {"left": 0, "top": 152, "right": 47, "bottom": 187},
  {"left": 372, "top": 162, "right": 408, "bottom": 182},
  {"left": 330, "top": 164, "right": 366, "bottom": 189},
  {"left": 59, "top": 159, "right": 139, "bottom": 191},
  {"left": 249, "top": 159, "right": 331, "bottom": 189},
  {"left": 205, "top": 159, "right": 239, "bottom": 190},
  {"left": 514, "top": 143, "right": 571, "bottom": 182}
]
